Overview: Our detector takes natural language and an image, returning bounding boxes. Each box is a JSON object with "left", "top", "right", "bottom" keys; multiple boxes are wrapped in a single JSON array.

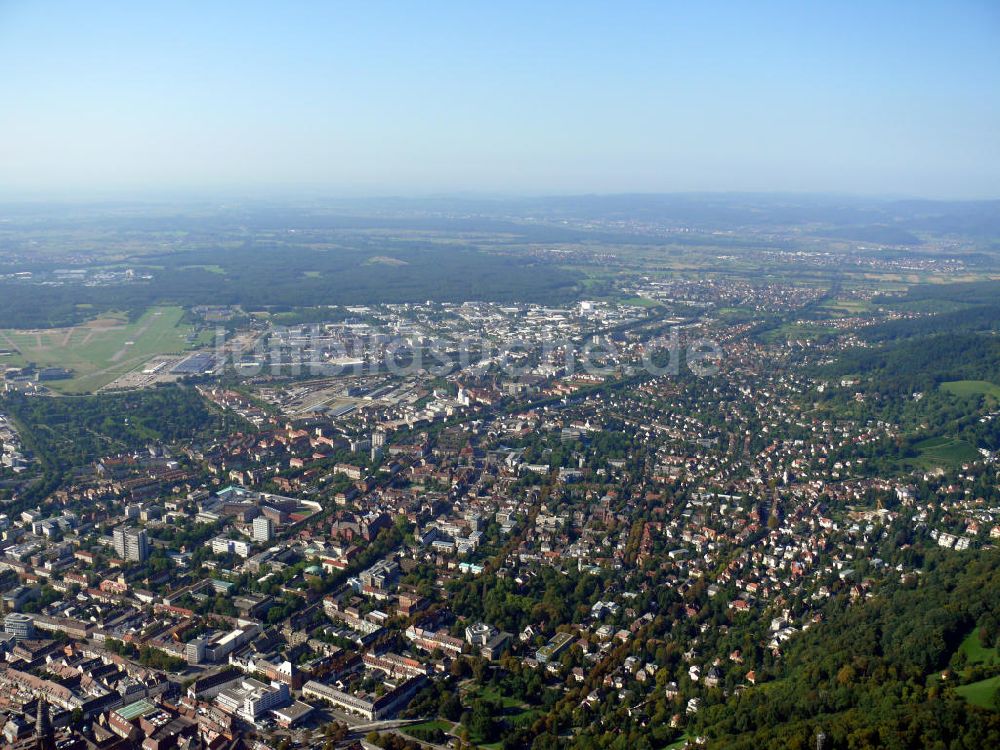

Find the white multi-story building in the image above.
[
  {"left": 216, "top": 678, "right": 290, "bottom": 722},
  {"left": 211, "top": 536, "right": 252, "bottom": 558},
  {"left": 3, "top": 612, "right": 35, "bottom": 640},
  {"left": 113, "top": 526, "right": 149, "bottom": 562},
  {"left": 252, "top": 516, "right": 273, "bottom": 543}
]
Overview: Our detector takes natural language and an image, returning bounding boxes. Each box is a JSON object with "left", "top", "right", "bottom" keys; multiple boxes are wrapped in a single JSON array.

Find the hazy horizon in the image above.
[
  {"left": 3, "top": 189, "right": 1000, "bottom": 209},
  {"left": 2, "top": 1, "right": 999, "bottom": 200}
]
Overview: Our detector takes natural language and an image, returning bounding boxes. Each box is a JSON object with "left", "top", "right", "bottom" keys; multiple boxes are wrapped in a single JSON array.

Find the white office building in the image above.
[{"left": 252, "top": 515, "right": 273, "bottom": 543}]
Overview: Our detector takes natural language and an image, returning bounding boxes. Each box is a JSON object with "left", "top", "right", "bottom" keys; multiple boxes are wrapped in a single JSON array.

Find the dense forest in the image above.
[
  {"left": 692, "top": 551, "right": 1000, "bottom": 749},
  {"left": 868, "top": 280, "right": 1000, "bottom": 341},
  {"left": 820, "top": 333, "right": 1000, "bottom": 396},
  {"left": 0, "top": 241, "right": 582, "bottom": 328}
]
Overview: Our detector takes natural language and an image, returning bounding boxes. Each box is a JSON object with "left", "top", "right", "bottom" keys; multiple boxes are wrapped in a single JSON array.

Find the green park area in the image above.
[{"left": 401, "top": 719, "right": 457, "bottom": 744}]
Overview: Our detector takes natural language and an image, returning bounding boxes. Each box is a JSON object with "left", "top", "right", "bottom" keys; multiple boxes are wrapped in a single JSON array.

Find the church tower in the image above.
[{"left": 35, "top": 697, "right": 55, "bottom": 750}]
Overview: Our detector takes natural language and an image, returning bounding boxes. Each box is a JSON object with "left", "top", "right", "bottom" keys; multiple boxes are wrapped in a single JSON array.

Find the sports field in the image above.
[
  {"left": 618, "top": 295, "right": 661, "bottom": 308},
  {"left": 0, "top": 307, "right": 200, "bottom": 393}
]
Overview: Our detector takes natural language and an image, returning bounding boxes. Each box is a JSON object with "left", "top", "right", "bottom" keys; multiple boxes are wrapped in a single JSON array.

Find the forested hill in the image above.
[
  {"left": 820, "top": 333, "right": 1000, "bottom": 396},
  {"left": 695, "top": 551, "right": 1000, "bottom": 749},
  {"left": 866, "top": 280, "right": 1000, "bottom": 342}
]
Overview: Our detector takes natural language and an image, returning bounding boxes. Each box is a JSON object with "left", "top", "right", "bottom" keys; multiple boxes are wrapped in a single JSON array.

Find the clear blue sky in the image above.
[{"left": 1, "top": 1, "right": 998, "bottom": 198}]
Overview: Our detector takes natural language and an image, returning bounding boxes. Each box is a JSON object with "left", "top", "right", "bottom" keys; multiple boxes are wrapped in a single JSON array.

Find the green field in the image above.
[
  {"left": 619, "top": 296, "right": 661, "bottom": 308},
  {"left": 941, "top": 380, "right": 1000, "bottom": 401},
  {"left": 465, "top": 684, "right": 523, "bottom": 709},
  {"left": 909, "top": 435, "right": 980, "bottom": 468},
  {"left": 818, "top": 298, "right": 873, "bottom": 315},
  {"left": 179, "top": 264, "right": 225, "bottom": 274},
  {"left": 927, "top": 629, "right": 999, "bottom": 687},
  {"left": 959, "top": 629, "right": 999, "bottom": 666},
  {"left": 0, "top": 307, "right": 199, "bottom": 393},
  {"left": 401, "top": 718, "right": 456, "bottom": 741},
  {"left": 955, "top": 675, "right": 1000, "bottom": 710},
  {"left": 759, "top": 322, "right": 836, "bottom": 344},
  {"left": 404, "top": 719, "right": 454, "bottom": 732}
]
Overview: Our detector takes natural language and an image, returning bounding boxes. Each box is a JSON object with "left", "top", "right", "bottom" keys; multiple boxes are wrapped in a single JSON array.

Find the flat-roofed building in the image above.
[
  {"left": 216, "top": 678, "right": 290, "bottom": 723},
  {"left": 3, "top": 612, "right": 34, "bottom": 641},
  {"left": 113, "top": 526, "right": 149, "bottom": 562},
  {"left": 252, "top": 515, "right": 273, "bottom": 543}
]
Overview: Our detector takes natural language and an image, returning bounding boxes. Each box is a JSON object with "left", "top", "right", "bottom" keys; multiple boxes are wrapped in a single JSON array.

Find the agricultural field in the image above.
[
  {"left": 940, "top": 379, "right": 1000, "bottom": 401},
  {"left": 817, "top": 298, "right": 873, "bottom": 315},
  {"left": 0, "top": 307, "right": 203, "bottom": 393},
  {"left": 759, "top": 322, "right": 837, "bottom": 344},
  {"left": 908, "top": 435, "right": 981, "bottom": 469}
]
